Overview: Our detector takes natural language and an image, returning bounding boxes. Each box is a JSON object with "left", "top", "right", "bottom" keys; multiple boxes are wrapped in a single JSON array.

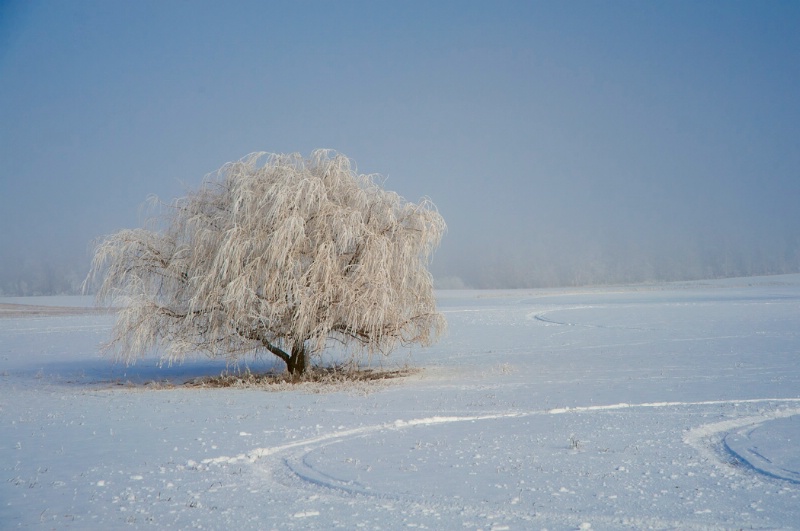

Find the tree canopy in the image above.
[{"left": 87, "top": 150, "right": 446, "bottom": 375}]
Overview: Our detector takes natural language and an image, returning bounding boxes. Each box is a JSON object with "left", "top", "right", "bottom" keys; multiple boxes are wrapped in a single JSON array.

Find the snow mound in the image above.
[{"left": 723, "top": 415, "right": 800, "bottom": 484}]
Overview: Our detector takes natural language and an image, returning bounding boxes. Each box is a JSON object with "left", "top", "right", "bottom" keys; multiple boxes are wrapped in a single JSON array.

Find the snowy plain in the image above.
[{"left": 1, "top": 275, "right": 799, "bottom": 530}]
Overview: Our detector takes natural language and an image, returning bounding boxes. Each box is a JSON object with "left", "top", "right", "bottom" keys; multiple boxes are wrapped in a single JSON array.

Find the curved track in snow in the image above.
[
  {"left": 721, "top": 416, "right": 800, "bottom": 484},
  {"left": 202, "top": 398, "right": 800, "bottom": 490}
]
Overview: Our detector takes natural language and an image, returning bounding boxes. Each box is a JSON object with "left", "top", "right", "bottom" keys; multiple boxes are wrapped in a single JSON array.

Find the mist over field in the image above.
[{"left": 2, "top": 1, "right": 799, "bottom": 294}]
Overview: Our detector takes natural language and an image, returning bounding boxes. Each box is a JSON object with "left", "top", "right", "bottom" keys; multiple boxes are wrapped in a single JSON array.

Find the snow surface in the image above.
[{"left": 2, "top": 275, "right": 800, "bottom": 529}]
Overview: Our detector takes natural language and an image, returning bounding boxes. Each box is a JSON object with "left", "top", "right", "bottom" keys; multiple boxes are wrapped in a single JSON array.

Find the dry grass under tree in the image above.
[{"left": 183, "top": 365, "right": 421, "bottom": 388}]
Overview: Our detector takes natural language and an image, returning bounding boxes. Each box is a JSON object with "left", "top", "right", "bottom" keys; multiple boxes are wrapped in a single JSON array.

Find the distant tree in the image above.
[{"left": 86, "top": 150, "right": 446, "bottom": 376}]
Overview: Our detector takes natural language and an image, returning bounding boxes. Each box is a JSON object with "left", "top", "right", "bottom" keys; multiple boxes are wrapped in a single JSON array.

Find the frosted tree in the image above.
[{"left": 87, "top": 150, "right": 446, "bottom": 376}]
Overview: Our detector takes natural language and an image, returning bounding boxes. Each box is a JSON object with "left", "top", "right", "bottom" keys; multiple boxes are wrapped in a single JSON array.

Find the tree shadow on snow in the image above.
[
  {"left": 16, "top": 356, "right": 283, "bottom": 389},
  {"left": 20, "top": 356, "right": 417, "bottom": 390}
]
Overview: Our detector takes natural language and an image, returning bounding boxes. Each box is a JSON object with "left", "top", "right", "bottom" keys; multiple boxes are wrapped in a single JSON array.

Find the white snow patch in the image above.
[
  {"left": 293, "top": 510, "right": 320, "bottom": 518},
  {"left": 4, "top": 277, "right": 800, "bottom": 528}
]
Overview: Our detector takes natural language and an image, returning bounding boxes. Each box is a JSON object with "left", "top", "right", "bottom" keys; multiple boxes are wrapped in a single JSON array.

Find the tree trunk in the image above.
[
  {"left": 256, "top": 336, "right": 307, "bottom": 376},
  {"left": 287, "top": 341, "right": 307, "bottom": 376}
]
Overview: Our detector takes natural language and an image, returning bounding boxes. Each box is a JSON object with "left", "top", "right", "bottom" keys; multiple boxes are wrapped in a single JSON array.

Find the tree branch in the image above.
[{"left": 235, "top": 325, "right": 291, "bottom": 364}]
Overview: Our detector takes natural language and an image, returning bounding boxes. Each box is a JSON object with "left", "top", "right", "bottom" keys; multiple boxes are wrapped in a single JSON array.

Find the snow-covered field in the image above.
[{"left": 2, "top": 275, "right": 800, "bottom": 530}]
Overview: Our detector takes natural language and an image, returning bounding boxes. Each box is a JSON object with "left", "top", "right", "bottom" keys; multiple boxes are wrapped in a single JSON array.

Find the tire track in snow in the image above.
[
  {"left": 684, "top": 406, "right": 800, "bottom": 483},
  {"left": 191, "top": 397, "right": 800, "bottom": 529},
  {"left": 529, "top": 307, "right": 758, "bottom": 348},
  {"left": 528, "top": 306, "right": 654, "bottom": 331},
  {"left": 199, "top": 397, "right": 800, "bottom": 468},
  {"left": 200, "top": 413, "right": 525, "bottom": 466}
]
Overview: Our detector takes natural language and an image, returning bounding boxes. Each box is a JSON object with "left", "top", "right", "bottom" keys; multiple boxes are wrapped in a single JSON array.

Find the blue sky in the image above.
[{"left": 2, "top": 1, "right": 799, "bottom": 291}]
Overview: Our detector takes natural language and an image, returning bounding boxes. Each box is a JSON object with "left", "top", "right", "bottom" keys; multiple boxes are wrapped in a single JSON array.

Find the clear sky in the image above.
[{"left": 2, "top": 0, "right": 799, "bottom": 292}]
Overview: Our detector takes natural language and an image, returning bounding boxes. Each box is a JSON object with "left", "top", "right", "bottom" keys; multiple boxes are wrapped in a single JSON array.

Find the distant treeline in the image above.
[
  {"left": 458, "top": 232, "right": 800, "bottom": 289},
  {"left": 0, "top": 256, "right": 87, "bottom": 297},
  {"left": 3, "top": 236, "right": 800, "bottom": 295}
]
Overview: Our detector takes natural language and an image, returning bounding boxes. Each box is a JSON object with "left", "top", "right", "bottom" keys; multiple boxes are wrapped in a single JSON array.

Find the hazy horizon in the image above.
[{"left": 2, "top": 1, "right": 799, "bottom": 294}]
